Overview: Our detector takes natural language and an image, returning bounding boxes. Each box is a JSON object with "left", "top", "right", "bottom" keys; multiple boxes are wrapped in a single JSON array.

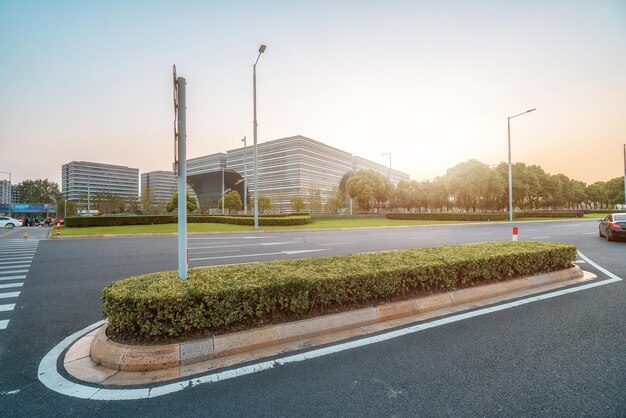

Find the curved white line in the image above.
[{"left": 38, "top": 251, "right": 623, "bottom": 401}]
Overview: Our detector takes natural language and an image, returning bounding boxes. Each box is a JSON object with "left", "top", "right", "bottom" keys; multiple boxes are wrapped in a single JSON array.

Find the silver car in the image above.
[{"left": 0, "top": 216, "right": 23, "bottom": 229}]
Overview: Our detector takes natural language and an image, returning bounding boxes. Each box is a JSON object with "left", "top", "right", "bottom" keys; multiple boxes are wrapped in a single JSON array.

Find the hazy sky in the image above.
[{"left": 1, "top": 0, "right": 625, "bottom": 186}]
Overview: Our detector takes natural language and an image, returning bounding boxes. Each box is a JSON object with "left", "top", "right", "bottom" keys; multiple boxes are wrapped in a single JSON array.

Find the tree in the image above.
[
  {"left": 325, "top": 187, "right": 345, "bottom": 213},
  {"left": 92, "top": 192, "right": 124, "bottom": 214},
  {"left": 306, "top": 187, "right": 323, "bottom": 213},
  {"left": 442, "top": 160, "right": 492, "bottom": 212},
  {"left": 166, "top": 191, "right": 199, "bottom": 213},
  {"left": 290, "top": 195, "right": 306, "bottom": 212},
  {"left": 218, "top": 191, "right": 242, "bottom": 214},
  {"left": 252, "top": 195, "right": 272, "bottom": 213},
  {"left": 18, "top": 179, "right": 62, "bottom": 203},
  {"left": 347, "top": 169, "right": 393, "bottom": 213}
]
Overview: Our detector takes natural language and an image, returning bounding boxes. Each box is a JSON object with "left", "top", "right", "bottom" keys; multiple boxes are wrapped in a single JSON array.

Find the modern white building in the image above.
[
  {"left": 184, "top": 135, "right": 410, "bottom": 212},
  {"left": 62, "top": 161, "right": 139, "bottom": 202}
]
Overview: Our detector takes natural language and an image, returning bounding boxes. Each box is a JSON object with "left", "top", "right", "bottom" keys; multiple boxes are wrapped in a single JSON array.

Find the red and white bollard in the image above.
[
  {"left": 512, "top": 227, "right": 519, "bottom": 242},
  {"left": 56, "top": 220, "right": 61, "bottom": 236}
]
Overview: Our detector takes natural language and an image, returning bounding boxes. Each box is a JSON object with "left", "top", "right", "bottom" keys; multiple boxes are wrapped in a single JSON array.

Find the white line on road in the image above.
[
  {"left": 0, "top": 291, "right": 21, "bottom": 299},
  {"left": 188, "top": 249, "right": 241, "bottom": 255},
  {"left": 189, "top": 242, "right": 296, "bottom": 251},
  {"left": 474, "top": 232, "right": 494, "bottom": 235},
  {"left": 0, "top": 283, "right": 23, "bottom": 289},
  {"left": 190, "top": 249, "right": 326, "bottom": 261},
  {"left": 0, "top": 258, "right": 33, "bottom": 264},
  {"left": 0, "top": 303, "right": 16, "bottom": 311},
  {"left": 0, "top": 265, "right": 30, "bottom": 270},
  {"left": 0, "top": 320, "right": 9, "bottom": 330},
  {"left": 581, "top": 232, "right": 596, "bottom": 235},
  {"left": 0, "top": 275, "right": 27, "bottom": 281},
  {"left": 0, "top": 270, "right": 28, "bottom": 275},
  {"left": 531, "top": 236, "right": 551, "bottom": 240},
  {"left": 407, "top": 236, "right": 433, "bottom": 240},
  {"left": 322, "top": 242, "right": 356, "bottom": 246}
]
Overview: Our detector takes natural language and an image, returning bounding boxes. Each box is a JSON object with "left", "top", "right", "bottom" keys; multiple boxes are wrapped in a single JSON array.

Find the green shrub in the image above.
[
  {"left": 64, "top": 214, "right": 311, "bottom": 227},
  {"left": 102, "top": 241, "right": 576, "bottom": 342},
  {"left": 386, "top": 213, "right": 508, "bottom": 221},
  {"left": 517, "top": 211, "right": 583, "bottom": 218}
]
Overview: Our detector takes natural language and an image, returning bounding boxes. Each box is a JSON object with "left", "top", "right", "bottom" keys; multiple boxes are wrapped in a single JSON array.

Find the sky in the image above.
[{"left": 1, "top": 0, "right": 625, "bottom": 186}]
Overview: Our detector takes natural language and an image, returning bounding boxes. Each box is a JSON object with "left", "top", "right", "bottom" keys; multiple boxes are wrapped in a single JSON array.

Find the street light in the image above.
[
  {"left": 507, "top": 108, "right": 536, "bottom": 222},
  {"left": 623, "top": 144, "right": 626, "bottom": 207},
  {"left": 242, "top": 136, "right": 247, "bottom": 214},
  {"left": 253, "top": 44, "right": 266, "bottom": 230}
]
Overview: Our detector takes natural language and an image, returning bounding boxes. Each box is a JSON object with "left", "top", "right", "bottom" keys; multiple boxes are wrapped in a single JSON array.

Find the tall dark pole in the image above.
[
  {"left": 623, "top": 144, "right": 626, "bottom": 206},
  {"left": 253, "top": 44, "right": 266, "bottom": 230},
  {"left": 507, "top": 108, "right": 536, "bottom": 222}
]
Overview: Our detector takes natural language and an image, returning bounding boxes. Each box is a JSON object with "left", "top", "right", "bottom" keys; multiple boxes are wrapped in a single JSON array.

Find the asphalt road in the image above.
[{"left": 0, "top": 220, "right": 624, "bottom": 417}]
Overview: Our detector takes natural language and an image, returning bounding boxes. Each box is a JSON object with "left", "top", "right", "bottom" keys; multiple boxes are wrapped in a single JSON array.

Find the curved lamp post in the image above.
[
  {"left": 253, "top": 44, "right": 266, "bottom": 230},
  {"left": 507, "top": 108, "right": 536, "bottom": 222}
]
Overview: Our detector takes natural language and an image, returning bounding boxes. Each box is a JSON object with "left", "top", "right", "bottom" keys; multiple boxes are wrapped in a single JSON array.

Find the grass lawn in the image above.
[
  {"left": 58, "top": 218, "right": 468, "bottom": 236},
  {"left": 57, "top": 214, "right": 601, "bottom": 236}
]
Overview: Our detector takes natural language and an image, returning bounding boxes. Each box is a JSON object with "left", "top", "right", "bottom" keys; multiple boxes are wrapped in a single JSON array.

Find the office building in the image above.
[
  {"left": 141, "top": 171, "right": 177, "bottom": 204},
  {"left": 62, "top": 161, "right": 139, "bottom": 203},
  {"left": 10, "top": 184, "right": 21, "bottom": 204},
  {"left": 184, "top": 135, "right": 410, "bottom": 212},
  {"left": 0, "top": 180, "right": 10, "bottom": 204}
]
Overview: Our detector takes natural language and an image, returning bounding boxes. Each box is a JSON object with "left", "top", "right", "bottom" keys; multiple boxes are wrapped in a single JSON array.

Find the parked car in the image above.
[
  {"left": 0, "top": 216, "right": 23, "bottom": 229},
  {"left": 598, "top": 213, "right": 626, "bottom": 241}
]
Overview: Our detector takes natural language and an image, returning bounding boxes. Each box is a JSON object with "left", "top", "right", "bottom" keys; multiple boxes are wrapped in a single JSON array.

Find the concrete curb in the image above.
[{"left": 88, "top": 265, "right": 583, "bottom": 373}]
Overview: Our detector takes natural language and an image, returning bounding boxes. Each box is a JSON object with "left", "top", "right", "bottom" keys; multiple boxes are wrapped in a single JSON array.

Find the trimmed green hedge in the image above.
[
  {"left": 102, "top": 241, "right": 576, "bottom": 342},
  {"left": 386, "top": 211, "right": 583, "bottom": 221},
  {"left": 64, "top": 214, "right": 311, "bottom": 227},
  {"left": 387, "top": 213, "right": 508, "bottom": 221}
]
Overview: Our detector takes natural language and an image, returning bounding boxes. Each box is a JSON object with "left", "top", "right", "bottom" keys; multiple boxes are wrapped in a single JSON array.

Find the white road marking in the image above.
[
  {"left": 0, "top": 283, "right": 23, "bottom": 289},
  {"left": 322, "top": 242, "right": 356, "bottom": 246},
  {"left": 38, "top": 251, "right": 622, "bottom": 401},
  {"left": 474, "top": 232, "right": 494, "bottom": 235},
  {"left": 0, "top": 303, "right": 16, "bottom": 311},
  {"left": 0, "top": 250, "right": 36, "bottom": 255},
  {"left": 0, "top": 291, "right": 21, "bottom": 299},
  {"left": 189, "top": 249, "right": 241, "bottom": 255},
  {"left": 407, "top": 236, "right": 433, "bottom": 240},
  {"left": 189, "top": 249, "right": 326, "bottom": 261},
  {"left": 0, "top": 389, "right": 20, "bottom": 395},
  {"left": 0, "top": 265, "right": 30, "bottom": 270},
  {"left": 0, "top": 275, "right": 27, "bottom": 281},
  {"left": 581, "top": 232, "right": 596, "bottom": 235},
  {"left": 0, "top": 320, "right": 9, "bottom": 329},
  {"left": 189, "top": 242, "right": 295, "bottom": 251},
  {"left": 574, "top": 260, "right": 586, "bottom": 264},
  {"left": 0, "top": 258, "right": 33, "bottom": 264},
  {"left": 531, "top": 236, "right": 550, "bottom": 240},
  {"left": 0, "top": 270, "right": 28, "bottom": 275}
]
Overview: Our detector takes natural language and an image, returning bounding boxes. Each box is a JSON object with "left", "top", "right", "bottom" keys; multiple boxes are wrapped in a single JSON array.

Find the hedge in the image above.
[
  {"left": 386, "top": 211, "right": 583, "bottom": 221},
  {"left": 102, "top": 241, "right": 576, "bottom": 342},
  {"left": 64, "top": 214, "right": 311, "bottom": 227}
]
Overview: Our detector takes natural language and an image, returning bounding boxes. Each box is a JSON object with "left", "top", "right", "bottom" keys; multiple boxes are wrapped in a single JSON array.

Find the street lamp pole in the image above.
[
  {"left": 242, "top": 136, "right": 247, "bottom": 214},
  {"left": 221, "top": 165, "right": 225, "bottom": 215},
  {"left": 623, "top": 143, "right": 626, "bottom": 207},
  {"left": 507, "top": 108, "right": 536, "bottom": 222},
  {"left": 253, "top": 44, "right": 266, "bottom": 230}
]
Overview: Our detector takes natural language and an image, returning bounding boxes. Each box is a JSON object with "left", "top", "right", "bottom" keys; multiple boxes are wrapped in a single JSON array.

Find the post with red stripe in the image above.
[
  {"left": 512, "top": 227, "right": 519, "bottom": 242},
  {"left": 56, "top": 220, "right": 61, "bottom": 236}
]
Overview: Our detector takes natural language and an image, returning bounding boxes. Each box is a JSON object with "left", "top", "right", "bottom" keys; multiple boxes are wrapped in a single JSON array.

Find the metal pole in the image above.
[
  {"left": 507, "top": 117, "right": 513, "bottom": 222},
  {"left": 253, "top": 62, "right": 259, "bottom": 229},
  {"left": 221, "top": 166, "right": 225, "bottom": 215},
  {"left": 177, "top": 77, "right": 188, "bottom": 280},
  {"left": 64, "top": 199, "right": 67, "bottom": 218},
  {"left": 242, "top": 136, "right": 247, "bottom": 214},
  {"left": 623, "top": 144, "right": 626, "bottom": 207},
  {"left": 87, "top": 169, "right": 91, "bottom": 215}
]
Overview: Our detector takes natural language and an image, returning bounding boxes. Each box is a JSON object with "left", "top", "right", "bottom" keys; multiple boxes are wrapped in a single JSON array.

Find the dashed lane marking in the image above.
[
  {"left": 531, "top": 236, "right": 551, "bottom": 240},
  {"left": 38, "top": 251, "right": 622, "bottom": 401}
]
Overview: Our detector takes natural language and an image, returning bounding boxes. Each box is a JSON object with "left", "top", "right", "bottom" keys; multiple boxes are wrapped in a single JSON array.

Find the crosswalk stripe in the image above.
[
  {"left": 0, "top": 270, "right": 28, "bottom": 275},
  {"left": 0, "top": 320, "right": 9, "bottom": 329},
  {"left": 0, "top": 276, "right": 27, "bottom": 281},
  {"left": 0, "top": 303, "right": 16, "bottom": 312},
  {"left": 0, "top": 283, "right": 23, "bottom": 289},
  {"left": 0, "top": 259, "right": 33, "bottom": 265},
  {"left": 0, "top": 265, "right": 30, "bottom": 270},
  {"left": 0, "top": 291, "right": 21, "bottom": 299}
]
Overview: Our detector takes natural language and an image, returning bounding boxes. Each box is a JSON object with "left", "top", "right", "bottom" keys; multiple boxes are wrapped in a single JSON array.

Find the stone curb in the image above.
[{"left": 89, "top": 265, "right": 583, "bottom": 373}]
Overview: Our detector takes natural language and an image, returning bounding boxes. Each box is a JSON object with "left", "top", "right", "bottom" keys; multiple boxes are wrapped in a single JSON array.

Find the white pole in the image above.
[
  {"left": 221, "top": 166, "right": 225, "bottom": 215},
  {"left": 177, "top": 77, "right": 188, "bottom": 280},
  {"left": 507, "top": 117, "right": 513, "bottom": 222},
  {"left": 253, "top": 63, "right": 259, "bottom": 229},
  {"left": 623, "top": 144, "right": 626, "bottom": 207},
  {"left": 242, "top": 136, "right": 247, "bottom": 214}
]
